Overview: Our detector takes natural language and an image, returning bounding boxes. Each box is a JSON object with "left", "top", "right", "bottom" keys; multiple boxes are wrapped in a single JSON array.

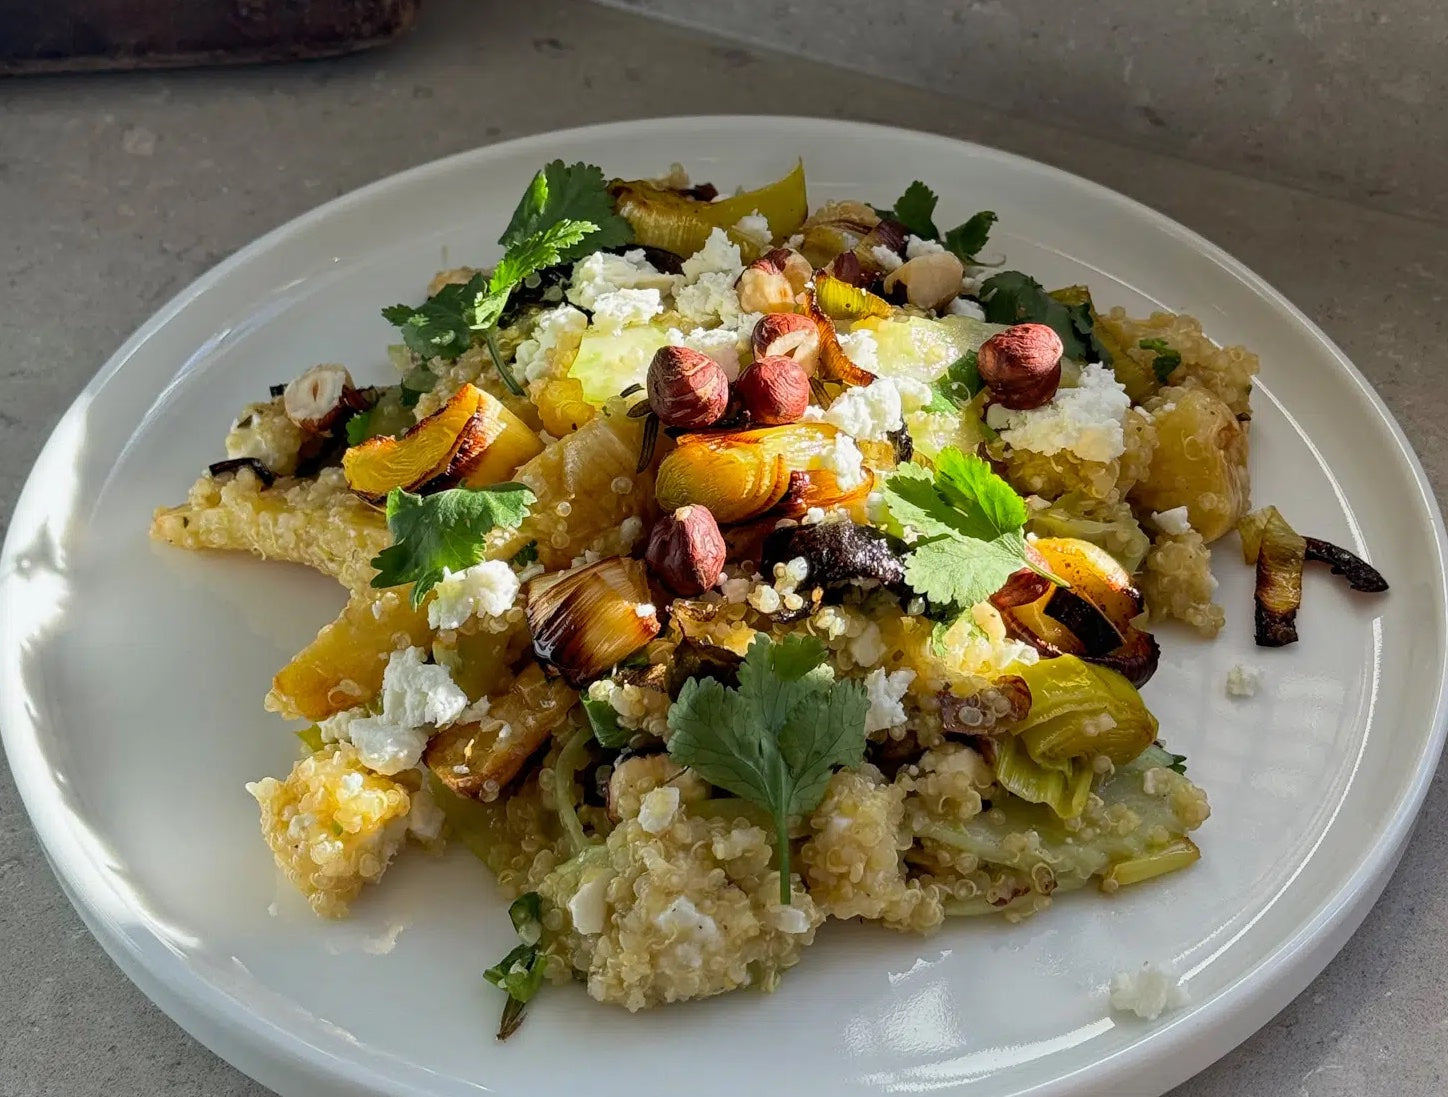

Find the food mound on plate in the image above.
[{"left": 150, "top": 158, "right": 1383, "bottom": 1036}]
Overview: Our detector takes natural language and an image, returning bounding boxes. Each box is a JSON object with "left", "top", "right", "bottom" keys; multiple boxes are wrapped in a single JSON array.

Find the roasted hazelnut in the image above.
[
  {"left": 883, "top": 250, "right": 966, "bottom": 312},
  {"left": 283, "top": 363, "right": 357, "bottom": 432},
  {"left": 646, "top": 345, "right": 729, "bottom": 429},
  {"left": 645, "top": 505, "right": 728, "bottom": 596},
  {"left": 751, "top": 312, "right": 820, "bottom": 374},
  {"left": 736, "top": 356, "right": 810, "bottom": 425},
  {"left": 736, "top": 248, "right": 812, "bottom": 313},
  {"left": 977, "top": 323, "right": 1064, "bottom": 410}
]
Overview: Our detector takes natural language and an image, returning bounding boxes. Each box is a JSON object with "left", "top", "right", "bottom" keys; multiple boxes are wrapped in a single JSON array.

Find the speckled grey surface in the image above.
[
  {"left": 1, "top": 1, "right": 1446, "bottom": 1095},
  {"left": 597, "top": 0, "right": 1448, "bottom": 225}
]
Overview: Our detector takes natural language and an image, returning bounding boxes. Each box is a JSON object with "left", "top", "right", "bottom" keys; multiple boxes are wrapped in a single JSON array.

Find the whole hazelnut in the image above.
[
  {"left": 645, "top": 505, "right": 728, "bottom": 596},
  {"left": 736, "top": 248, "right": 812, "bottom": 313},
  {"left": 882, "top": 250, "right": 966, "bottom": 312},
  {"left": 646, "top": 345, "right": 730, "bottom": 429},
  {"left": 736, "top": 356, "right": 811, "bottom": 425},
  {"left": 977, "top": 323, "right": 1064, "bottom": 410},
  {"left": 751, "top": 312, "right": 820, "bottom": 374},
  {"left": 284, "top": 363, "right": 357, "bottom": 433}
]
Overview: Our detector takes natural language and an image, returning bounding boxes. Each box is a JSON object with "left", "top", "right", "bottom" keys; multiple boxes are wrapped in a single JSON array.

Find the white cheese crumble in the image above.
[
  {"left": 823, "top": 376, "right": 935, "bottom": 442},
  {"left": 862, "top": 667, "right": 916, "bottom": 733},
  {"left": 993, "top": 363, "right": 1132, "bottom": 463},
  {"left": 1152, "top": 506, "right": 1193, "bottom": 536},
  {"left": 674, "top": 273, "right": 746, "bottom": 328},
  {"left": 731, "top": 211, "right": 772, "bottom": 251},
  {"left": 637, "top": 786, "right": 681, "bottom": 834},
  {"left": 345, "top": 647, "right": 468, "bottom": 775},
  {"left": 568, "top": 868, "right": 612, "bottom": 935},
  {"left": 566, "top": 248, "right": 678, "bottom": 310},
  {"left": 590, "top": 287, "right": 663, "bottom": 333},
  {"left": 769, "top": 904, "right": 813, "bottom": 935},
  {"left": 654, "top": 895, "right": 720, "bottom": 941},
  {"left": 850, "top": 621, "right": 887, "bottom": 668},
  {"left": 681, "top": 228, "right": 744, "bottom": 282},
  {"left": 1225, "top": 664, "right": 1263, "bottom": 698},
  {"left": 947, "top": 296, "right": 986, "bottom": 320},
  {"left": 1108, "top": 963, "right": 1189, "bottom": 1021},
  {"left": 514, "top": 304, "right": 589, "bottom": 385},
  {"left": 905, "top": 235, "right": 946, "bottom": 259},
  {"left": 822, "top": 432, "right": 868, "bottom": 490},
  {"left": 836, "top": 328, "right": 880, "bottom": 373},
  {"left": 666, "top": 324, "right": 747, "bottom": 381},
  {"left": 427, "top": 560, "right": 520, "bottom": 629},
  {"left": 870, "top": 244, "right": 904, "bottom": 272}
]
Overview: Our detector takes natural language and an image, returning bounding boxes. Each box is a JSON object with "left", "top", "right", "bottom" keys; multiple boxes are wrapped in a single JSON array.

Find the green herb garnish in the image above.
[
  {"left": 509, "top": 541, "right": 539, "bottom": 569},
  {"left": 666, "top": 634, "right": 869, "bottom": 904},
  {"left": 484, "top": 892, "right": 548, "bottom": 1040},
  {"left": 582, "top": 696, "right": 631, "bottom": 748},
  {"left": 881, "top": 447, "right": 1065, "bottom": 612},
  {"left": 498, "top": 160, "right": 632, "bottom": 262},
  {"left": 926, "top": 350, "right": 983, "bottom": 413},
  {"left": 369, "top": 483, "right": 535, "bottom": 606},
  {"left": 1139, "top": 337, "right": 1182, "bottom": 383},
  {"left": 884, "top": 180, "right": 996, "bottom": 262},
  {"left": 977, "top": 271, "right": 1095, "bottom": 361},
  {"left": 344, "top": 409, "right": 376, "bottom": 446}
]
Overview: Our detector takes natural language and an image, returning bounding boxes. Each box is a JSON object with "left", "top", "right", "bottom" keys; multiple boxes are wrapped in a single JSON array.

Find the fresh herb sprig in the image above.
[
  {"left": 666, "top": 634, "right": 869, "bottom": 904},
  {"left": 369, "top": 483, "right": 535, "bottom": 606},
  {"left": 881, "top": 447, "right": 1065, "bottom": 616},
  {"left": 883, "top": 180, "right": 997, "bottom": 264},
  {"left": 483, "top": 893, "right": 548, "bottom": 1040},
  {"left": 1139, "top": 337, "right": 1182, "bottom": 383},
  {"left": 925, "top": 351, "right": 983, "bottom": 414},
  {"left": 382, "top": 161, "right": 631, "bottom": 393}
]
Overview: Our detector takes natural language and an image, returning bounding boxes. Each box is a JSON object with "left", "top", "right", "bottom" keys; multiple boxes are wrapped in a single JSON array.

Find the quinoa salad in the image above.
[{"left": 150, "top": 158, "right": 1387, "bottom": 1035}]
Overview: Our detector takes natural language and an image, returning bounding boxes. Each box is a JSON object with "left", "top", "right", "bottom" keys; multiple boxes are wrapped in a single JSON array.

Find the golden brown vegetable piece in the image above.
[
  {"left": 266, "top": 588, "right": 434, "bottom": 722},
  {"left": 425, "top": 664, "right": 577, "bottom": 801},
  {"left": 1131, "top": 386, "right": 1250, "bottom": 543},
  {"left": 805, "top": 290, "right": 877, "bottom": 388},
  {"left": 526, "top": 557, "right": 660, "bottom": 686},
  {"left": 813, "top": 271, "right": 892, "bottom": 322},
  {"left": 1252, "top": 506, "right": 1306, "bottom": 647}
]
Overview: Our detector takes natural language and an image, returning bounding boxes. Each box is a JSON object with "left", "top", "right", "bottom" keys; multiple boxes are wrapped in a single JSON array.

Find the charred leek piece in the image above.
[
  {"left": 611, "top": 161, "right": 807, "bottom": 259},
  {"left": 1252, "top": 506, "right": 1305, "bottom": 647},
  {"left": 1304, "top": 537, "right": 1390, "bottom": 593},
  {"left": 526, "top": 557, "right": 660, "bottom": 686},
  {"left": 813, "top": 272, "right": 892, "bottom": 322},
  {"left": 1010, "top": 655, "right": 1159, "bottom": 766},
  {"left": 994, "top": 736, "right": 1094, "bottom": 820},
  {"left": 1101, "top": 838, "right": 1201, "bottom": 891},
  {"left": 805, "top": 290, "right": 877, "bottom": 388}
]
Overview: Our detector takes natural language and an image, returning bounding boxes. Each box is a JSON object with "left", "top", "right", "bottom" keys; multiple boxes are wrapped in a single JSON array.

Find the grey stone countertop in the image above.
[{"left": 2, "top": 1, "right": 1445, "bottom": 1095}]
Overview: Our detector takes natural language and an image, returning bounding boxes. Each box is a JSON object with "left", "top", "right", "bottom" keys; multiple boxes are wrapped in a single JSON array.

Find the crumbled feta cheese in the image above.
[
  {"left": 568, "top": 869, "right": 612, "bottom": 935},
  {"left": 721, "top": 575, "right": 752, "bottom": 604},
  {"left": 637, "top": 786, "right": 681, "bottom": 834},
  {"left": 1152, "top": 507, "right": 1193, "bottom": 536},
  {"left": 634, "top": 602, "right": 656, "bottom": 618},
  {"left": 995, "top": 363, "right": 1132, "bottom": 463},
  {"left": 785, "top": 232, "right": 804, "bottom": 249},
  {"left": 862, "top": 667, "right": 916, "bottom": 733},
  {"left": 947, "top": 297, "right": 986, "bottom": 320},
  {"left": 567, "top": 249, "right": 679, "bottom": 310},
  {"left": 427, "top": 560, "right": 520, "bottom": 629},
  {"left": 1225, "top": 664, "right": 1263, "bottom": 698},
  {"left": 1108, "top": 963, "right": 1189, "bottom": 1020},
  {"left": 836, "top": 328, "right": 880, "bottom": 373},
  {"left": 769, "top": 904, "right": 813, "bottom": 935},
  {"left": 905, "top": 235, "right": 946, "bottom": 259},
  {"left": 590, "top": 287, "right": 663, "bottom": 333},
  {"left": 674, "top": 273, "right": 746, "bottom": 328},
  {"left": 513, "top": 304, "right": 589, "bottom": 385},
  {"left": 961, "top": 269, "right": 986, "bottom": 296},
  {"left": 666, "top": 324, "right": 746, "bottom": 381},
  {"left": 655, "top": 895, "right": 720, "bottom": 941},
  {"left": 801, "top": 506, "right": 827, "bottom": 526},
  {"left": 850, "top": 621, "right": 886, "bottom": 668},
  {"left": 822, "top": 432, "right": 868, "bottom": 490},
  {"left": 680, "top": 228, "right": 744, "bottom": 282},
  {"left": 870, "top": 244, "right": 904, "bottom": 272},
  {"left": 731, "top": 211, "right": 772, "bottom": 251},
  {"left": 345, "top": 647, "right": 468, "bottom": 775},
  {"left": 823, "top": 376, "right": 934, "bottom": 442}
]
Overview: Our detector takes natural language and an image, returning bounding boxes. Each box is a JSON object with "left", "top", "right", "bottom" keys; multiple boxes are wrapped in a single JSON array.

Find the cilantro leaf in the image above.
[
  {"left": 889, "top": 180, "right": 940, "bottom": 239},
  {"left": 471, "top": 217, "right": 597, "bottom": 332},
  {"left": 1139, "top": 337, "right": 1182, "bottom": 383},
  {"left": 509, "top": 541, "right": 539, "bottom": 568},
  {"left": 499, "top": 161, "right": 632, "bottom": 261},
  {"left": 382, "top": 273, "right": 486, "bottom": 362},
  {"left": 583, "top": 696, "right": 631, "bottom": 748},
  {"left": 667, "top": 634, "right": 869, "bottom": 904},
  {"left": 1166, "top": 752, "right": 1189, "bottom": 775},
  {"left": 927, "top": 351, "right": 982, "bottom": 413},
  {"left": 399, "top": 364, "right": 437, "bottom": 408},
  {"left": 943, "top": 210, "right": 997, "bottom": 263},
  {"left": 369, "top": 483, "right": 535, "bottom": 606},
  {"left": 903, "top": 529, "right": 1035, "bottom": 607},
  {"left": 484, "top": 891, "right": 548, "bottom": 1040},
  {"left": 344, "top": 409, "right": 376, "bottom": 446},
  {"left": 881, "top": 447, "right": 1064, "bottom": 611},
  {"left": 978, "top": 271, "right": 1092, "bottom": 361}
]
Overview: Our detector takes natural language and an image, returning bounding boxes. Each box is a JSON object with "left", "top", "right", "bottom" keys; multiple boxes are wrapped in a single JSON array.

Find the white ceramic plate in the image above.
[{"left": 3, "top": 117, "right": 1444, "bottom": 1097}]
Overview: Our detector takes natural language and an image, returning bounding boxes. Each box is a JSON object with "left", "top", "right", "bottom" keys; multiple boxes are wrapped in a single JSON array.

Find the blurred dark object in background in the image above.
[{"left": 0, "top": 0, "right": 421, "bottom": 73}]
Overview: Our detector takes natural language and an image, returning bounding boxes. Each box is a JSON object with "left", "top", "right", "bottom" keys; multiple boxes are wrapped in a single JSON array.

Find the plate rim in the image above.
[{"left": 4, "top": 114, "right": 1446, "bottom": 1097}]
